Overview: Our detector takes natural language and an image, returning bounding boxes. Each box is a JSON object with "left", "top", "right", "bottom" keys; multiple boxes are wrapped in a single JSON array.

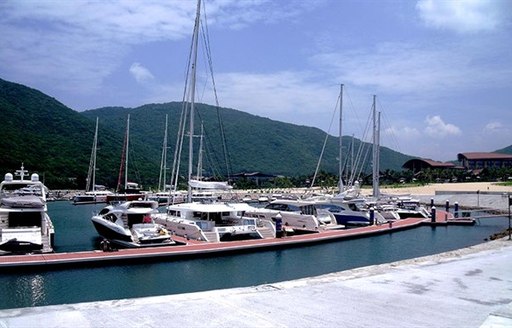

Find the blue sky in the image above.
[{"left": 1, "top": 0, "right": 511, "bottom": 162}]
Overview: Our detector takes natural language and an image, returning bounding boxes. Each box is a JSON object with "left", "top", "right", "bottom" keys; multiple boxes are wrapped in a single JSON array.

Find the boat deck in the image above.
[{"left": 0, "top": 211, "right": 473, "bottom": 269}]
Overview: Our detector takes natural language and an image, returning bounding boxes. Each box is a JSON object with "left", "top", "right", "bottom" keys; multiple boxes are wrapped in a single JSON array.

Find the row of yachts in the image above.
[{"left": 0, "top": 166, "right": 431, "bottom": 255}]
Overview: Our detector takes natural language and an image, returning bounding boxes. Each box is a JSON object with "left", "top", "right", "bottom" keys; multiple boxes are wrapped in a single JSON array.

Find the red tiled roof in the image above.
[
  {"left": 402, "top": 158, "right": 456, "bottom": 169},
  {"left": 420, "top": 159, "right": 456, "bottom": 167},
  {"left": 457, "top": 152, "right": 512, "bottom": 160}
]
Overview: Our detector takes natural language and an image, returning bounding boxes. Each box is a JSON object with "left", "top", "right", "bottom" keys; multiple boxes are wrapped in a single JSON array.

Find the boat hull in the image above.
[
  {"left": 91, "top": 219, "right": 132, "bottom": 242},
  {"left": 332, "top": 213, "right": 370, "bottom": 226},
  {"left": 0, "top": 238, "right": 43, "bottom": 253}
]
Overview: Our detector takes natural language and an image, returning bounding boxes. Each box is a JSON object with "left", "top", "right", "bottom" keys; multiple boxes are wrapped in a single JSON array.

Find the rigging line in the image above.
[
  {"left": 169, "top": 4, "right": 199, "bottom": 193},
  {"left": 195, "top": 114, "right": 226, "bottom": 180},
  {"left": 310, "top": 93, "right": 340, "bottom": 189},
  {"left": 201, "top": 8, "right": 232, "bottom": 179},
  {"left": 350, "top": 104, "right": 373, "bottom": 183},
  {"left": 376, "top": 98, "right": 402, "bottom": 154},
  {"left": 344, "top": 87, "right": 366, "bottom": 138}
]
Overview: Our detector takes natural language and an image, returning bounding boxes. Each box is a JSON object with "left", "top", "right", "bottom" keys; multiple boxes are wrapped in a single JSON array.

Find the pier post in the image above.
[
  {"left": 431, "top": 207, "right": 436, "bottom": 223},
  {"left": 274, "top": 213, "right": 283, "bottom": 238},
  {"left": 454, "top": 202, "right": 459, "bottom": 218},
  {"left": 430, "top": 198, "right": 434, "bottom": 209},
  {"left": 369, "top": 207, "right": 375, "bottom": 226},
  {"left": 445, "top": 200, "right": 449, "bottom": 212}
]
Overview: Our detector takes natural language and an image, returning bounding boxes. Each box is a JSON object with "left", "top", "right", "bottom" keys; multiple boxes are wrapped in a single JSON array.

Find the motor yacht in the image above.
[{"left": 0, "top": 166, "right": 55, "bottom": 254}]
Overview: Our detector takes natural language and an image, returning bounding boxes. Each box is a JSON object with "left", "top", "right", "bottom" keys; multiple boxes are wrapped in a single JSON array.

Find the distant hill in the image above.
[
  {"left": 495, "top": 145, "right": 512, "bottom": 154},
  {"left": 82, "top": 102, "right": 415, "bottom": 180},
  {"left": 1, "top": 77, "right": 414, "bottom": 189}
]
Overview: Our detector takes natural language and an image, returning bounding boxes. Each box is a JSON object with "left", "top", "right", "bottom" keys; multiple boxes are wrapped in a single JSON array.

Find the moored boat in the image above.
[
  {"left": 244, "top": 199, "right": 345, "bottom": 233},
  {"left": 0, "top": 165, "right": 55, "bottom": 254},
  {"left": 91, "top": 200, "right": 176, "bottom": 248},
  {"left": 73, "top": 189, "right": 114, "bottom": 205},
  {"left": 153, "top": 201, "right": 276, "bottom": 242}
]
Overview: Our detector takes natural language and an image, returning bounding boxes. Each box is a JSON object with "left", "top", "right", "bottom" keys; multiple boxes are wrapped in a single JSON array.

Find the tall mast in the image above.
[
  {"left": 187, "top": 0, "right": 201, "bottom": 202},
  {"left": 125, "top": 114, "right": 130, "bottom": 191},
  {"left": 89, "top": 117, "right": 99, "bottom": 192},
  {"left": 338, "top": 84, "right": 344, "bottom": 193},
  {"left": 196, "top": 123, "right": 204, "bottom": 180},
  {"left": 158, "top": 114, "right": 169, "bottom": 191},
  {"left": 372, "top": 96, "right": 380, "bottom": 198},
  {"left": 116, "top": 114, "right": 130, "bottom": 192}
]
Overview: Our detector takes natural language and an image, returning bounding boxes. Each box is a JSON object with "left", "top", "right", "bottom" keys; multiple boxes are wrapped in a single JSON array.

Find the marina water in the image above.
[{"left": 0, "top": 201, "right": 508, "bottom": 310}]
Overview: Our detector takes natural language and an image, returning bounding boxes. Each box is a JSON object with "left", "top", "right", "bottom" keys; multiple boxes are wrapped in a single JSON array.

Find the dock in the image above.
[{"left": 0, "top": 210, "right": 474, "bottom": 269}]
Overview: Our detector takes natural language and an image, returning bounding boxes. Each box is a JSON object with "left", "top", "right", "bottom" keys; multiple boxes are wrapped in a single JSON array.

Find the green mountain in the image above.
[
  {"left": 1, "top": 77, "right": 415, "bottom": 189},
  {"left": 495, "top": 145, "right": 512, "bottom": 154}
]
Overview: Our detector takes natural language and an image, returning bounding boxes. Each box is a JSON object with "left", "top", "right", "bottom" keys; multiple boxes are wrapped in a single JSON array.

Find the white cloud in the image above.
[
  {"left": 483, "top": 121, "right": 504, "bottom": 133},
  {"left": 424, "top": 115, "right": 461, "bottom": 138},
  {"left": 312, "top": 41, "right": 510, "bottom": 98},
  {"left": 129, "top": 63, "right": 154, "bottom": 84},
  {"left": 416, "top": 0, "right": 503, "bottom": 33},
  {"left": 384, "top": 126, "right": 420, "bottom": 139}
]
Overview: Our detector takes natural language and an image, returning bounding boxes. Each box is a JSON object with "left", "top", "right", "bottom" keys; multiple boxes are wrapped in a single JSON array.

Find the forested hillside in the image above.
[{"left": 1, "top": 77, "right": 417, "bottom": 189}]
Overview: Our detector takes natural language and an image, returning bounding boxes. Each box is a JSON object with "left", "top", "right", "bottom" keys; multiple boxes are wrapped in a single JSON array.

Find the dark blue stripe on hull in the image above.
[{"left": 92, "top": 221, "right": 132, "bottom": 242}]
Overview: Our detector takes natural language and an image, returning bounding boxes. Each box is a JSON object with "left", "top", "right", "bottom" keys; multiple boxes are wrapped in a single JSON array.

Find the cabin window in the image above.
[
  {"left": 8, "top": 212, "right": 41, "bottom": 227},
  {"left": 105, "top": 213, "right": 117, "bottom": 223},
  {"left": 300, "top": 205, "right": 316, "bottom": 215}
]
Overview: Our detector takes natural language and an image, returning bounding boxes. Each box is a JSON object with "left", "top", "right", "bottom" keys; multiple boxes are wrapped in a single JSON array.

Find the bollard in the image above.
[
  {"left": 274, "top": 213, "right": 283, "bottom": 238},
  {"left": 431, "top": 206, "right": 436, "bottom": 223},
  {"left": 454, "top": 202, "right": 459, "bottom": 218},
  {"left": 369, "top": 207, "right": 375, "bottom": 226}
]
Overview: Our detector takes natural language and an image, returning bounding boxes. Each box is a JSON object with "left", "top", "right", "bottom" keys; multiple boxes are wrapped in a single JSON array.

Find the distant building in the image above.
[
  {"left": 231, "top": 172, "right": 277, "bottom": 187},
  {"left": 402, "top": 158, "right": 458, "bottom": 173},
  {"left": 457, "top": 152, "right": 512, "bottom": 170}
]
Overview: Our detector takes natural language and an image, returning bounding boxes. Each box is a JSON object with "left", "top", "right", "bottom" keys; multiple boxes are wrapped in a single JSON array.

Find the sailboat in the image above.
[
  {"left": 106, "top": 114, "right": 145, "bottom": 203},
  {"left": 152, "top": 0, "right": 276, "bottom": 242},
  {"left": 72, "top": 117, "right": 113, "bottom": 205}
]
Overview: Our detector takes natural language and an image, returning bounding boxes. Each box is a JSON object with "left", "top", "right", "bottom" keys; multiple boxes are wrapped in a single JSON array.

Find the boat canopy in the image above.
[{"left": 188, "top": 179, "right": 232, "bottom": 190}]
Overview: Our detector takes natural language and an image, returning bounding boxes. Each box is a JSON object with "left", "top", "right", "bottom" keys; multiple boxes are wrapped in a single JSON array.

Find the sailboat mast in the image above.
[
  {"left": 92, "top": 117, "right": 98, "bottom": 192},
  {"left": 372, "top": 96, "right": 380, "bottom": 198},
  {"left": 187, "top": 0, "right": 201, "bottom": 203},
  {"left": 196, "top": 123, "right": 204, "bottom": 180},
  {"left": 159, "top": 114, "right": 169, "bottom": 191},
  {"left": 338, "top": 84, "right": 344, "bottom": 193},
  {"left": 125, "top": 114, "right": 130, "bottom": 191},
  {"left": 86, "top": 117, "right": 99, "bottom": 192}
]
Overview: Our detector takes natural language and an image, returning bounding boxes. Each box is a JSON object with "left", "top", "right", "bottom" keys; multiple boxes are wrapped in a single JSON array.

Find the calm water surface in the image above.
[{"left": 0, "top": 201, "right": 508, "bottom": 309}]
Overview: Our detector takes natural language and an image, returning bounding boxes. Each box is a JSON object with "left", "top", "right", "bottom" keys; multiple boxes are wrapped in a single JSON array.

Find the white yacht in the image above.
[
  {"left": 0, "top": 166, "right": 55, "bottom": 254},
  {"left": 73, "top": 189, "right": 113, "bottom": 205},
  {"left": 91, "top": 200, "right": 175, "bottom": 248},
  {"left": 244, "top": 199, "right": 343, "bottom": 233},
  {"left": 153, "top": 202, "right": 276, "bottom": 242}
]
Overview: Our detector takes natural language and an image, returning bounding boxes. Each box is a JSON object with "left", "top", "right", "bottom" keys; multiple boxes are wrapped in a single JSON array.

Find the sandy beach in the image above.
[{"left": 362, "top": 181, "right": 512, "bottom": 196}]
